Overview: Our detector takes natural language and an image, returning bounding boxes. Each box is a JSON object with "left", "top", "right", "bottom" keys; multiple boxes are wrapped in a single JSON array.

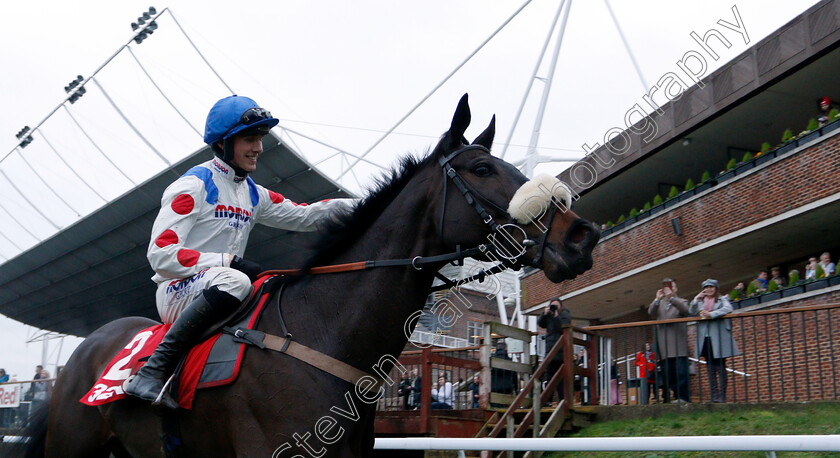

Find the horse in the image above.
[{"left": 25, "top": 94, "right": 599, "bottom": 457}]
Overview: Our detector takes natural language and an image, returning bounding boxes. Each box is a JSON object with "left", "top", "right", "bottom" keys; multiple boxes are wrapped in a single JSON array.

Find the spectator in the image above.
[
  {"left": 818, "top": 96, "right": 833, "bottom": 127},
  {"left": 789, "top": 269, "right": 801, "bottom": 285},
  {"left": 730, "top": 282, "right": 746, "bottom": 300},
  {"left": 397, "top": 374, "right": 413, "bottom": 410},
  {"left": 490, "top": 340, "right": 518, "bottom": 402},
  {"left": 636, "top": 343, "right": 659, "bottom": 404},
  {"left": 469, "top": 374, "right": 480, "bottom": 409},
  {"left": 689, "top": 279, "right": 741, "bottom": 403},
  {"left": 648, "top": 278, "right": 691, "bottom": 403},
  {"left": 750, "top": 271, "right": 769, "bottom": 294},
  {"left": 770, "top": 267, "right": 787, "bottom": 287},
  {"left": 409, "top": 368, "right": 421, "bottom": 410},
  {"left": 577, "top": 349, "right": 586, "bottom": 367},
  {"left": 537, "top": 297, "right": 572, "bottom": 405},
  {"left": 25, "top": 365, "right": 44, "bottom": 401},
  {"left": 805, "top": 257, "right": 818, "bottom": 280},
  {"left": 609, "top": 360, "right": 623, "bottom": 405},
  {"left": 0, "top": 369, "right": 8, "bottom": 428},
  {"left": 431, "top": 374, "right": 453, "bottom": 410},
  {"left": 819, "top": 252, "right": 836, "bottom": 276}
]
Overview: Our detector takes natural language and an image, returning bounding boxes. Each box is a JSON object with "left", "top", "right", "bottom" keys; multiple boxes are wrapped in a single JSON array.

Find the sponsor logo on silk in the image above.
[
  {"left": 166, "top": 270, "right": 208, "bottom": 294},
  {"left": 214, "top": 205, "right": 253, "bottom": 229},
  {"left": 212, "top": 159, "right": 229, "bottom": 175}
]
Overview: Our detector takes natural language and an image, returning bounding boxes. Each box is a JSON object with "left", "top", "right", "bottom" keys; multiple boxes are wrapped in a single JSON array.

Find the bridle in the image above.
[
  {"left": 244, "top": 142, "right": 564, "bottom": 389},
  {"left": 262, "top": 142, "right": 561, "bottom": 284},
  {"left": 436, "top": 142, "right": 558, "bottom": 270},
  {"left": 437, "top": 143, "right": 511, "bottom": 236}
]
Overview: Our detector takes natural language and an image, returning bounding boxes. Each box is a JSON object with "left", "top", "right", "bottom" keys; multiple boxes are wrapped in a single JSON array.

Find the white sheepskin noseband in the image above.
[{"left": 507, "top": 174, "right": 573, "bottom": 224}]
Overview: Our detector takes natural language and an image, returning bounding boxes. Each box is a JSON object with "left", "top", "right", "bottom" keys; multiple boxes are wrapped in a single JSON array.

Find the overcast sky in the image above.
[{"left": 0, "top": 0, "right": 819, "bottom": 380}]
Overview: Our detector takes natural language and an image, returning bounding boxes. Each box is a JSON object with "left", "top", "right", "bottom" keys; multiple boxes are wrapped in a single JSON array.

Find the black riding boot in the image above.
[{"left": 125, "top": 287, "right": 240, "bottom": 409}]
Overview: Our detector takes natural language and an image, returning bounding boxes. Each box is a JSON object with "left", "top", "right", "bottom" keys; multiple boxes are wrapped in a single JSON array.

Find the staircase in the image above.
[{"left": 474, "top": 326, "right": 598, "bottom": 458}]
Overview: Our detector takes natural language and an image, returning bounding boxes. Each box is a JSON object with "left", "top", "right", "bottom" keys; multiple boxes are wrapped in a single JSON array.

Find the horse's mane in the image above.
[{"left": 299, "top": 151, "right": 435, "bottom": 272}]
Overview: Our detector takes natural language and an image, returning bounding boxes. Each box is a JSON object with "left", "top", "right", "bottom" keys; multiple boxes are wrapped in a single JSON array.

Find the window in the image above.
[{"left": 467, "top": 321, "right": 484, "bottom": 345}]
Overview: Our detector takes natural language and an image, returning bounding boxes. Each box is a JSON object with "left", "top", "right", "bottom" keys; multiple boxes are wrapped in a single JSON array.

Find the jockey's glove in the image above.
[{"left": 231, "top": 255, "right": 264, "bottom": 282}]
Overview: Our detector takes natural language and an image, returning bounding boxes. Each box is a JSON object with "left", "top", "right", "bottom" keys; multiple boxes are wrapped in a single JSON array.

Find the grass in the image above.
[{"left": 545, "top": 403, "right": 840, "bottom": 457}]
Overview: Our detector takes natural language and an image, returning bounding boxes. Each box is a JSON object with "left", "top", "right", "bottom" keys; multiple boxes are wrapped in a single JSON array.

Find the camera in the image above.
[{"left": 549, "top": 304, "right": 558, "bottom": 312}]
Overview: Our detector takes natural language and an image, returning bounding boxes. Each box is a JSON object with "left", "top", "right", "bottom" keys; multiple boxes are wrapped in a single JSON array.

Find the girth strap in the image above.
[{"left": 224, "top": 327, "right": 381, "bottom": 389}]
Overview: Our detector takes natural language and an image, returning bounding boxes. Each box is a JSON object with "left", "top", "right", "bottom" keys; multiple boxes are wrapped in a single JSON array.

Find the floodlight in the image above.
[
  {"left": 131, "top": 22, "right": 139, "bottom": 31},
  {"left": 148, "top": 7, "right": 157, "bottom": 15}
]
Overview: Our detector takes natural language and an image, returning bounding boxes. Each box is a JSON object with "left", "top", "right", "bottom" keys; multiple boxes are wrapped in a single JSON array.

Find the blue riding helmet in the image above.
[{"left": 203, "top": 95, "right": 279, "bottom": 145}]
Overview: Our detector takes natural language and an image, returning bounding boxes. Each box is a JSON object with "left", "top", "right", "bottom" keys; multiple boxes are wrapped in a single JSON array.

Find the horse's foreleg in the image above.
[{"left": 45, "top": 393, "right": 111, "bottom": 457}]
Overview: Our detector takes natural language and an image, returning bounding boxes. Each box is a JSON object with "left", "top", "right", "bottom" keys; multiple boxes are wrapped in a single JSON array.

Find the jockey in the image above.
[{"left": 125, "top": 95, "right": 355, "bottom": 408}]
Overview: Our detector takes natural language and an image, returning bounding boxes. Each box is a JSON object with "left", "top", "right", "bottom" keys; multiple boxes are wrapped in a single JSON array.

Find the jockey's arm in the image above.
[
  {"left": 147, "top": 178, "right": 232, "bottom": 279},
  {"left": 252, "top": 186, "right": 358, "bottom": 231}
]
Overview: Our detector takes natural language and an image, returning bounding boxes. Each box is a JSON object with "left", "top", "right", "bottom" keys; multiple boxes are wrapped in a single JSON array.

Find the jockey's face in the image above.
[{"left": 231, "top": 134, "right": 265, "bottom": 173}]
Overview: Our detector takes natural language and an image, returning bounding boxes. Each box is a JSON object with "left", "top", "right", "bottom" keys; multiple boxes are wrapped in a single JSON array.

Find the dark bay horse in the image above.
[{"left": 27, "top": 95, "right": 598, "bottom": 457}]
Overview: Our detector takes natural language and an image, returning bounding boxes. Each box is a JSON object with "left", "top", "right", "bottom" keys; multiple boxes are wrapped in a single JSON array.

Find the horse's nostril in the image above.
[{"left": 569, "top": 224, "right": 588, "bottom": 244}]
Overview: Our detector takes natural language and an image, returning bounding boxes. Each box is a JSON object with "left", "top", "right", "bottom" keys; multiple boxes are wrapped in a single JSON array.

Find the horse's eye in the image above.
[{"left": 472, "top": 164, "right": 493, "bottom": 177}]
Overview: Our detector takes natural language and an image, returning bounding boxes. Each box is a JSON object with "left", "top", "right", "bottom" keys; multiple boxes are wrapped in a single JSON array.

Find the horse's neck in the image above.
[{"left": 276, "top": 168, "right": 446, "bottom": 370}]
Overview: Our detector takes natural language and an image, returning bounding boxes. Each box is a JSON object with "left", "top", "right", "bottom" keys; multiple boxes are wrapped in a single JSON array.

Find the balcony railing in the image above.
[
  {"left": 599, "top": 118, "right": 840, "bottom": 238},
  {"left": 585, "top": 303, "right": 840, "bottom": 404},
  {"left": 408, "top": 329, "right": 471, "bottom": 349}
]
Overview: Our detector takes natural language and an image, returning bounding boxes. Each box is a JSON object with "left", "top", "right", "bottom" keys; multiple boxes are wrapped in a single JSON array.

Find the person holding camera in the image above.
[
  {"left": 649, "top": 278, "right": 691, "bottom": 403},
  {"left": 689, "top": 279, "right": 740, "bottom": 403},
  {"left": 538, "top": 297, "right": 571, "bottom": 405}
]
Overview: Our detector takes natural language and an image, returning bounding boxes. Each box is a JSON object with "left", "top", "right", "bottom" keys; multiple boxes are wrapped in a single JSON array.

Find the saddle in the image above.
[{"left": 81, "top": 275, "right": 281, "bottom": 409}]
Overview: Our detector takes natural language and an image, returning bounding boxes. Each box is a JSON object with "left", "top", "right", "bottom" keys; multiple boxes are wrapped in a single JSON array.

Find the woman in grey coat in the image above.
[{"left": 689, "top": 279, "right": 741, "bottom": 403}]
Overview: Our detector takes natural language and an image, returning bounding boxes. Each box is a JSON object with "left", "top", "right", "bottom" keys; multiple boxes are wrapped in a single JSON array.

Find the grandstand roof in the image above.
[{"left": 0, "top": 132, "right": 352, "bottom": 336}]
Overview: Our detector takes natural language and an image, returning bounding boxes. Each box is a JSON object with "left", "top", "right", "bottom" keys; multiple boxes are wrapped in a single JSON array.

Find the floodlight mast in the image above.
[{"left": 504, "top": 0, "right": 649, "bottom": 178}]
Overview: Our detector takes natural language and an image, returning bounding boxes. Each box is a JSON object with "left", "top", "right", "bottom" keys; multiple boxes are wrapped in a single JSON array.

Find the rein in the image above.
[
  {"left": 260, "top": 245, "right": 507, "bottom": 292},
  {"left": 239, "top": 143, "right": 552, "bottom": 389},
  {"left": 261, "top": 142, "right": 540, "bottom": 287}
]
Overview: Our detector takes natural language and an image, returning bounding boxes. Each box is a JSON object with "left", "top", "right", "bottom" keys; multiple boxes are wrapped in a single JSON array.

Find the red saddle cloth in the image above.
[{"left": 80, "top": 276, "right": 273, "bottom": 409}]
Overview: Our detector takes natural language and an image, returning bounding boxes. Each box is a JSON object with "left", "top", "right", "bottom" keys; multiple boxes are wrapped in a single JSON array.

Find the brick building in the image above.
[
  {"left": 522, "top": 0, "right": 840, "bottom": 327},
  {"left": 517, "top": 0, "right": 840, "bottom": 404}
]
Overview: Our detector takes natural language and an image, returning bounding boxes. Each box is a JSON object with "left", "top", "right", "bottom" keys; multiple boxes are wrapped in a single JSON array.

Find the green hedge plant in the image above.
[
  {"left": 746, "top": 282, "right": 757, "bottom": 297},
  {"left": 629, "top": 208, "right": 639, "bottom": 218},
  {"left": 807, "top": 118, "right": 819, "bottom": 132},
  {"left": 617, "top": 214, "right": 625, "bottom": 223},
  {"left": 816, "top": 264, "right": 826, "bottom": 279},
  {"left": 782, "top": 128, "right": 794, "bottom": 143},
  {"left": 729, "top": 288, "right": 740, "bottom": 301},
  {"left": 684, "top": 178, "right": 695, "bottom": 191},
  {"left": 642, "top": 201, "right": 651, "bottom": 211},
  {"left": 668, "top": 186, "right": 680, "bottom": 199},
  {"left": 741, "top": 151, "right": 753, "bottom": 163},
  {"left": 789, "top": 269, "right": 801, "bottom": 285},
  {"left": 726, "top": 158, "right": 737, "bottom": 171},
  {"left": 701, "top": 170, "right": 711, "bottom": 182},
  {"left": 768, "top": 280, "right": 779, "bottom": 293},
  {"left": 830, "top": 108, "right": 839, "bottom": 121},
  {"left": 760, "top": 142, "right": 771, "bottom": 153},
  {"left": 606, "top": 220, "right": 614, "bottom": 227},
  {"left": 653, "top": 194, "right": 663, "bottom": 206}
]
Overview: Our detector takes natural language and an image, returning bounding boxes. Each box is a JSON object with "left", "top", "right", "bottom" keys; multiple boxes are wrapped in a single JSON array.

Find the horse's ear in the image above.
[
  {"left": 444, "top": 94, "right": 471, "bottom": 149},
  {"left": 472, "top": 115, "right": 495, "bottom": 151}
]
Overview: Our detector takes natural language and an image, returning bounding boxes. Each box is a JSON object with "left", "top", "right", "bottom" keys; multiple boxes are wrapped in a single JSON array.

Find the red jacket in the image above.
[{"left": 635, "top": 351, "right": 656, "bottom": 381}]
